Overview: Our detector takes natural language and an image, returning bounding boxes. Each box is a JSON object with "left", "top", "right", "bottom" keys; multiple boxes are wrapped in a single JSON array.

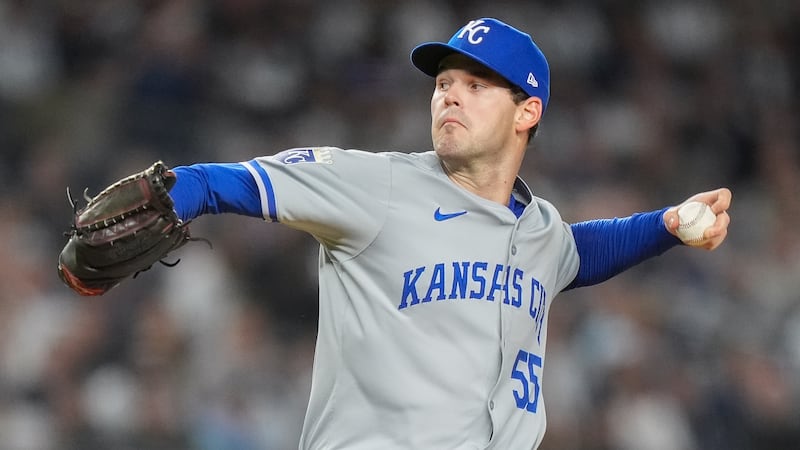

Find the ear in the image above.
[{"left": 515, "top": 97, "right": 543, "bottom": 133}]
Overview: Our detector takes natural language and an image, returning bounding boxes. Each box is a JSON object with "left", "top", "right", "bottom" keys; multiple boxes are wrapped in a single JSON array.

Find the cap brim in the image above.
[
  {"left": 411, "top": 43, "right": 464, "bottom": 77},
  {"left": 411, "top": 42, "right": 509, "bottom": 85}
]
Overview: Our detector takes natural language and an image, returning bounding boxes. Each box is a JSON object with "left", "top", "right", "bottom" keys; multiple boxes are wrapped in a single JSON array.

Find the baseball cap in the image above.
[{"left": 411, "top": 18, "right": 550, "bottom": 111}]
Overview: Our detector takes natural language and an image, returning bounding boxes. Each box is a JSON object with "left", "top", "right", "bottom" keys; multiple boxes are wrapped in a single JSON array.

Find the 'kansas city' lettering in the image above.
[{"left": 399, "top": 261, "right": 547, "bottom": 337}]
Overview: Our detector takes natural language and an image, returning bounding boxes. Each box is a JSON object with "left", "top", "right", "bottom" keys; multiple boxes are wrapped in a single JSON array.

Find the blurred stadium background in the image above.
[{"left": 0, "top": 0, "right": 798, "bottom": 449}]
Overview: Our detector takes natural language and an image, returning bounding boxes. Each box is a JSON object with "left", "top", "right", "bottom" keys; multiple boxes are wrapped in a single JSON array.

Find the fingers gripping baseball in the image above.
[{"left": 663, "top": 188, "right": 732, "bottom": 250}]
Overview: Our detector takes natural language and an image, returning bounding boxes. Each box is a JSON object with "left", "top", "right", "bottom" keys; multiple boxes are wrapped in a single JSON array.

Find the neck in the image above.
[{"left": 440, "top": 155, "right": 521, "bottom": 206}]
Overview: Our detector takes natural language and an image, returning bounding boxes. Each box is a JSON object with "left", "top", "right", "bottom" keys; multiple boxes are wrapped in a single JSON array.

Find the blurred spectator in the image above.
[{"left": 0, "top": 1, "right": 798, "bottom": 448}]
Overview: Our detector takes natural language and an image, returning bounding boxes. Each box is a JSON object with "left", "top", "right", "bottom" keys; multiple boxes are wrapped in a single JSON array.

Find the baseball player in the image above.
[{"left": 159, "top": 18, "right": 730, "bottom": 449}]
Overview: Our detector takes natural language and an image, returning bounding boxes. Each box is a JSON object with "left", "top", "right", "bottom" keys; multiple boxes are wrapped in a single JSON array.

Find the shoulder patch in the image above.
[{"left": 274, "top": 148, "right": 333, "bottom": 165}]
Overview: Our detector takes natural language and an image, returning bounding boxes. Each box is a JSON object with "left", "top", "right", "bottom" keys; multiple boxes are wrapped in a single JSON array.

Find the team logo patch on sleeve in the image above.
[{"left": 274, "top": 148, "right": 333, "bottom": 165}]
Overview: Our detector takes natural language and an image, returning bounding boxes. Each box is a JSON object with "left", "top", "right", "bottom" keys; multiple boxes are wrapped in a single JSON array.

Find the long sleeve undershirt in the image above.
[
  {"left": 564, "top": 210, "right": 679, "bottom": 290},
  {"left": 169, "top": 164, "right": 681, "bottom": 291}
]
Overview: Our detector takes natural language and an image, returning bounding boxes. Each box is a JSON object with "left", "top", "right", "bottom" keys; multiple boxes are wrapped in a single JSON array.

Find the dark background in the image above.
[{"left": 0, "top": 1, "right": 798, "bottom": 449}]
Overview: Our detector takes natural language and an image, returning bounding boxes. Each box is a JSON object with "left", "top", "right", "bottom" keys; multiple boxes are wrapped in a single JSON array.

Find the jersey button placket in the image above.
[{"left": 501, "top": 227, "right": 521, "bottom": 347}]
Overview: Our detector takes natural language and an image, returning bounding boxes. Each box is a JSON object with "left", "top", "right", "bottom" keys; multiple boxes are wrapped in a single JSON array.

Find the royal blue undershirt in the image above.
[{"left": 170, "top": 164, "right": 681, "bottom": 291}]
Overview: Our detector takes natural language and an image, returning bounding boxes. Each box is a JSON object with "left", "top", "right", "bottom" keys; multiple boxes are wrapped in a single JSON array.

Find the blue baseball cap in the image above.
[{"left": 411, "top": 18, "right": 550, "bottom": 111}]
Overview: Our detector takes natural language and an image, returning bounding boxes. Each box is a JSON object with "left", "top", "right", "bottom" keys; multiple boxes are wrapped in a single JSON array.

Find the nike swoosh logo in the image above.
[{"left": 434, "top": 207, "right": 468, "bottom": 221}]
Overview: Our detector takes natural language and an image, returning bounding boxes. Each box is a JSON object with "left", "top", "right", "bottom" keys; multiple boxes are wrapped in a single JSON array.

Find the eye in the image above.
[
  {"left": 469, "top": 81, "right": 487, "bottom": 91},
  {"left": 436, "top": 79, "right": 450, "bottom": 90}
]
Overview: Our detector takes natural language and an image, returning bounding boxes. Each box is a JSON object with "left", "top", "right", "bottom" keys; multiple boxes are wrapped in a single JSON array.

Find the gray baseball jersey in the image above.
[{"left": 243, "top": 147, "right": 580, "bottom": 449}]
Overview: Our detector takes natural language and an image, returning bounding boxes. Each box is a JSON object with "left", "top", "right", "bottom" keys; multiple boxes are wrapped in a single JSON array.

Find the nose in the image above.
[{"left": 444, "top": 89, "right": 461, "bottom": 107}]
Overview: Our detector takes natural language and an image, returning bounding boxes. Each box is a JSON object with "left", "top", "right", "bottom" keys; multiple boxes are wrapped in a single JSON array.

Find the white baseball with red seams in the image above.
[{"left": 676, "top": 201, "right": 715, "bottom": 244}]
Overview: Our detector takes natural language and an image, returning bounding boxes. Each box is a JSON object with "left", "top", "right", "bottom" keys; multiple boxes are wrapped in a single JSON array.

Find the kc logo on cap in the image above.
[
  {"left": 457, "top": 19, "right": 492, "bottom": 44},
  {"left": 410, "top": 18, "right": 551, "bottom": 111}
]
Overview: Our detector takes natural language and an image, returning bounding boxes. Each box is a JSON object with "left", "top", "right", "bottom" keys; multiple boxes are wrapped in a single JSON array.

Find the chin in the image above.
[
  {"left": 433, "top": 136, "right": 460, "bottom": 155},
  {"left": 433, "top": 144, "right": 457, "bottom": 159}
]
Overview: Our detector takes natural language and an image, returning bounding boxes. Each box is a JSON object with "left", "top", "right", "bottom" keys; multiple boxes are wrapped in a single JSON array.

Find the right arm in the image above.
[
  {"left": 169, "top": 163, "right": 262, "bottom": 222},
  {"left": 169, "top": 149, "right": 391, "bottom": 257}
]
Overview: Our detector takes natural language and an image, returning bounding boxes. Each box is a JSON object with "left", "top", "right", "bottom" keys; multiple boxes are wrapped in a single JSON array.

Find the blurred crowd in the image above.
[{"left": 0, "top": 0, "right": 798, "bottom": 449}]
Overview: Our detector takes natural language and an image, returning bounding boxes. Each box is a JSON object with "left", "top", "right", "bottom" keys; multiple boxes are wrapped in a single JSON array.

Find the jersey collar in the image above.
[{"left": 509, "top": 177, "right": 532, "bottom": 218}]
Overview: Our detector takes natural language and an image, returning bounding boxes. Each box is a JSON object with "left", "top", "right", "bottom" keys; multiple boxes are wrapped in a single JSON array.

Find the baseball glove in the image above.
[{"left": 57, "top": 161, "right": 192, "bottom": 296}]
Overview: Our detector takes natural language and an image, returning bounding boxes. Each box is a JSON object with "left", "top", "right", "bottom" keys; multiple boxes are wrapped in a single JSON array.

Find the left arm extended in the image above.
[{"left": 565, "top": 188, "right": 732, "bottom": 290}]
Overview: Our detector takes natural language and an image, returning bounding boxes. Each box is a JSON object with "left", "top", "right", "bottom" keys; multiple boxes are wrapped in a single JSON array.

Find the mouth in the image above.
[{"left": 438, "top": 116, "right": 465, "bottom": 129}]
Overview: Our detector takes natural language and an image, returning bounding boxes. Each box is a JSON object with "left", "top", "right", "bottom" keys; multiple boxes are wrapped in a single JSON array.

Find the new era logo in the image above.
[{"left": 527, "top": 73, "right": 538, "bottom": 88}]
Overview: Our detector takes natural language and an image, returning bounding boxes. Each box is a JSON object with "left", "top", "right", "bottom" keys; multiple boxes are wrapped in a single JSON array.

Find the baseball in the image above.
[{"left": 676, "top": 201, "right": 716, "bottom": 244}]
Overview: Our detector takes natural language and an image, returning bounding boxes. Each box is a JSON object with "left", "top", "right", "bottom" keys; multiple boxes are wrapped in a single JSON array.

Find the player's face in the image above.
[{"left": 430, "top": 54, "right": 520, "bottom": 163}]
